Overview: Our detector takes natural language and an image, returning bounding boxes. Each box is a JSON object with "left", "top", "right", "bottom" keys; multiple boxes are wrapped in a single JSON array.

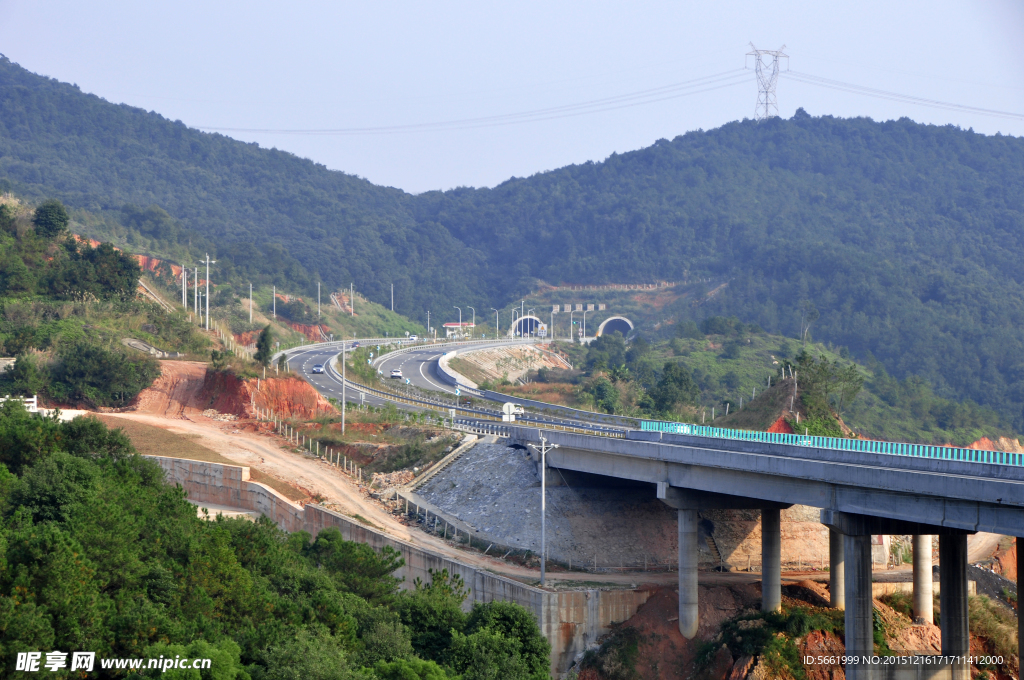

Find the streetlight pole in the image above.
[
  {"left": 194, "top": 267, "right": 198, "bottom": 317},
  {"left": 582, "top": 310, "right": 589, "bottom": 341},
  {"left": 468, "top": 307, "right": 475, "bottom": 338},
  {"left": 527, "top": 436, "right": 558, "bottom": 586},
  {"left": 273, "top": 286, "right": 276, "bottom": 318},
  {"left": 491, "top": 308, "right": 498, "bottom": 338},
  {"left": 249, "top": 283, "right": 253, "bottom": 323},
  {"left": 342, "top": 338, "right": 347, "bottom": 434},
  {"left": 511, "top": 309, "right": 519, "bottom": 337},
  {"left": 204, "top": 254, "right": 216, "bottom": 331},
  {"left": 454, "top": 306, "right": 462, "bottom": 338},
  {"left": 569, "top": 310, "right": 575, "bottom": 340},
  {"left": 528, "top": 309, "right": 535, "bottom": 339},
  {"left": 551, "top": 310, "right": 555, "bottom": 341},
  {"left": 391, "top": 283, "right": 394, "bottom": 311},
  {"left": 318, "top": 282, "right": 321, "bottom": 319}
]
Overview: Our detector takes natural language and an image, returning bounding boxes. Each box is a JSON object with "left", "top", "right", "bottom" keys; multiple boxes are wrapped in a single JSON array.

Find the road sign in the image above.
[
  {"left": 405, "top": 378, "right": 411, "bottom": 384},
  {"left": 455, "top": 388, "right": 461, "bottom": 396},
  {"left": 538, "top": 323, "right": 548, "bottom": 338}
]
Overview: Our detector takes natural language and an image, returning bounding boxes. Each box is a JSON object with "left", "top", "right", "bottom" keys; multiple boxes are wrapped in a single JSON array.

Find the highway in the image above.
[{"left": 277, "top": 339, "right": 627, "bottom": 435}]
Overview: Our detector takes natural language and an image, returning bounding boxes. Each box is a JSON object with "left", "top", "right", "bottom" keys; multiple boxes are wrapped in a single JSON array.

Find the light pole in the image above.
[
  {"left": 569, "top": 310, "right": 575, "bottom": 340},
  {"left": 427, "top": 311, "right": 430, "bottom": 337},
  {"left": 341, "top": 338, "right": 347, "bottom": 434},
  {"left": 491, "top": 308, "right": 498, "bottom": 337},
  {"left": 511, "top": 309, "right": 519, "bottom": 337},
  {"left": 550, "top": 310, "right": 555, "bottom": 341},
  {"left": 204, "top": 254, "right": 216, "bottom": 331},
  {"left": 391, "top": 283, "right": 394, "bottom": 311},
  {"left": 582, "top": 309, "right": 589, "bottom": 341},
  {"left": 527, "top": 436, "right": 558, "bottom": 586},
  {"left": 318, "top": 282, "right": 321, "bottom": 318},
  {"left": 527, "top": 309, "right": 535, "bottom": 338},
  {"left": 194, "top": 267, "right": 198, "bottom": 317},
  {"left": 273, "top": 286, "right": 276, "bottom": 318},
  {"left": 468, "top": 307, "right": 475, "bottom": 338},
  {"left": 454, "top": 307, "right": 462, "bottom": 339},
  {"left": 249, "top": 283, "right": 253, "bottom": 323}
]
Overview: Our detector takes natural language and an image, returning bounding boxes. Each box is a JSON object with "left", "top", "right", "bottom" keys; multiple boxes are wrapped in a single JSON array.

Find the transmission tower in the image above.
[{"left": 746, "top": 43, "right": 788, "bottom": 121}]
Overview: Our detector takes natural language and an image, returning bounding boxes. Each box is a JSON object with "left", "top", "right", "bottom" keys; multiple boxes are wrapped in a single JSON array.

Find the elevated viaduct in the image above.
[{"left": 510, "top": 424, "right": 1024, "bottom": 680}]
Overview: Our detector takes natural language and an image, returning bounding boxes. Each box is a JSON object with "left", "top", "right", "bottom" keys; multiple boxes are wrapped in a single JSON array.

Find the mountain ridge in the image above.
[{"left": 4, "top": 56, "right": 1024, "bottom": 426}]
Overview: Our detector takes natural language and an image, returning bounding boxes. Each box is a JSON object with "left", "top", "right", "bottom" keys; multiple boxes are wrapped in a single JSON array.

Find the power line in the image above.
[
  {"left": 784, "top": 70, "right": 1024, "bottom": 122},
  {"left": 197, "top": 69, "right": 748, "bottom": 136}
]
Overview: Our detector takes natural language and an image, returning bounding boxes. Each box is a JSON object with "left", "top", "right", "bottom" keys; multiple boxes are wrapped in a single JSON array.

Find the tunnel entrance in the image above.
[
  {"left": 509, "top": 315, "right": 542, "bottom": 337},
  {"left": 596, "top": 316, "right": 634, "bottom": 337}
]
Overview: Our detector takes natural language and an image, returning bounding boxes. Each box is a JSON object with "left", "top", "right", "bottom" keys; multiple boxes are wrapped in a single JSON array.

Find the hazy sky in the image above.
[{"left": 1, "top": 1, "right": 1022, "bottom": 193}]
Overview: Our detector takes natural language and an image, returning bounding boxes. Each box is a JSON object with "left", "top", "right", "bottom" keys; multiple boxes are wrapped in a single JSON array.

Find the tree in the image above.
[
  {"left": 32, "top": 200, "right": 69, "bottom": 239},
  {"left": 650, "top": 362, "right": 700, "bottom": 413},
  {"left": 255, "top": 325, "right": 274, "bottom": 367}
]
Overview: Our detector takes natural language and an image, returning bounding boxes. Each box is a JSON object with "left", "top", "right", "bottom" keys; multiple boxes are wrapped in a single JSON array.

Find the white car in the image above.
[
  {"left": 409, "top": 335, "right": 418, "bottom": 342},
  {"left": 390, "top": 368, "right": 403, "bottom": 379},
  {"left": 311, "top": 364, "right": 324, "bottom": 374}
]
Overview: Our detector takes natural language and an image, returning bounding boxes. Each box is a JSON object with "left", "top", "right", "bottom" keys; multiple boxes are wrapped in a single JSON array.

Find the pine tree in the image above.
[{"left": 255, "top": 325, "right": 273, "bottom": 367}]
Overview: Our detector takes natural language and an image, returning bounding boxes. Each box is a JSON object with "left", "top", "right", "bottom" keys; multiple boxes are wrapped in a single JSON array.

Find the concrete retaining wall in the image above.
[{"left": 149, "top": 455, "right": 650, "bottom": 675}]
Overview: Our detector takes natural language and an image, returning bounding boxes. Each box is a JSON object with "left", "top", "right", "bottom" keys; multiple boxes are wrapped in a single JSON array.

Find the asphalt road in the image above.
[{"left": 280, "top": 339, "right": 627, "bottom": 435}]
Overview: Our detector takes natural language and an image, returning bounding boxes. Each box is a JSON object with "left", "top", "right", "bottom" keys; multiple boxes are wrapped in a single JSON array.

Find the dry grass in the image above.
[
  {"left": 969, "top": 594, "right": 1018, "bottom": 660},
  {"left": 95, "top": 415, "right": 309, "bottom": 502}
]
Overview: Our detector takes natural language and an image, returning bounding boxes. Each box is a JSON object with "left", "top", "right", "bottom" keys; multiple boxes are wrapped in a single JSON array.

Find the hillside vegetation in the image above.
[
  {"left": 3, "top": 57, "right": 1024, "bottom": 426},
  {"left": 516, "top": 320, "right": 1013, "bottom": 447},
  {"left": 0, "top": 402, "right": 549, "bottom": 679}
]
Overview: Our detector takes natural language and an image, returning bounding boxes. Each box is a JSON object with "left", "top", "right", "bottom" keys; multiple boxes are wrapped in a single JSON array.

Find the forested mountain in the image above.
[{"left": 3, "top": 55, "right": 1024, "bottom": 426}]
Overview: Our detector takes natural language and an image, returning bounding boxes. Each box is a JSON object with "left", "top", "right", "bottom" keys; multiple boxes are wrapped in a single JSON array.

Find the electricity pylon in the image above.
[{"left": 746, "top": 43, "right": 788, "bottom": 121}]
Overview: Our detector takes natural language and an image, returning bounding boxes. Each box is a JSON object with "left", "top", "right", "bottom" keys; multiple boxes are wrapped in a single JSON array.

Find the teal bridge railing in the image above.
[{"left": 639, "top": 420, "right": 1022, "bottom": 467}]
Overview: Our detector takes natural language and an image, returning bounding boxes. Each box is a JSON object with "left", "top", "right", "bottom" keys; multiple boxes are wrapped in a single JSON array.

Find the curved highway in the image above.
[{"left": 278, "top": 339, "right": 628, "bottom": 435}]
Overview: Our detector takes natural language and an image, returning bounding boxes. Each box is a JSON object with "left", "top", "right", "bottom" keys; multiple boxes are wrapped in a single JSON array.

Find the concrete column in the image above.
[
  {"left": 844, "top": 534, "right": 874, "bottom": 680},
  {"left": 761, "top": 507, "right": 781, "bottom": 612},
  {"left": 912, "top": 534, "right": 933, "bottom": 624},
  {"left": 1018, "top": 537, "right": 1022, "bottom": 671},
  {"left": 829, "top": 528, "right": 845, "bottom": 609},
  {"left": 675, "top": 510, "right": 700, "bottom": 639},
  {"left": 939, "top": 534, "right": 969, "bottom": 656},
  {"left": 678, "top": 509, "right": 699, "bottom": 639}
]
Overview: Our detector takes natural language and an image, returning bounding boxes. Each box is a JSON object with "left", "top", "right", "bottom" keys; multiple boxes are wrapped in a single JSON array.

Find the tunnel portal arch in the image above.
[
  {"left": 508, "top": 315, "right": 542, "bottom": 337},
  {"left": 596, "top": 316, "right": 634, "bottom": 337}
]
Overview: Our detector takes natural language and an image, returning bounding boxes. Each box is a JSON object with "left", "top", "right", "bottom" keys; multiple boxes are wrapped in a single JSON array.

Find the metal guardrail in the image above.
[{"left": 641, "top": 420, "right": 1022, "bottom": 466}]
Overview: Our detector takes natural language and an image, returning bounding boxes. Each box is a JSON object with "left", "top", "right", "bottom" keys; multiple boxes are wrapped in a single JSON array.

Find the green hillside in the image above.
[{"left": 3, "top": 55, "right": 1024, "bottom": 427}]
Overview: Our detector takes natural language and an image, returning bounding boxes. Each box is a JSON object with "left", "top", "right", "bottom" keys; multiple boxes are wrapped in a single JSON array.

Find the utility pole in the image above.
[
  {"left": 350, "top": 283, "right": 354, "bottom": 316},
  {"left": 249, "top": 283, "right": 252, "bottom": 323},
  {"left": 182, "top": 267, "right": 186, "bottom": 307},
  {"left": 204, "top": 254, "right": 215, "bottom": 331},
  {"left": 427, "top": 310, "right": 430, "bottom": 336},
  {"left": 491, "top": 308, "right": 499, "bottom": 337},
  {"left": 273, "top": 285, "right": 276, "bottom": 318},
  {"left": 454, "top": 307, "right": 461, "bottom": 338},
  {"left": 527, "top": 437, "right": 558, "bottom": 586},
  {"left": 194, "top": 267, "right": 198, "bottom": 316},
  {"left": 391, "top": 283, "right": 394, "bottom": 311},
  {"left": 342, "top": 339, "right": 347, "bottom": 434},
  {"left": 318, "top": 282, "right": 321, "bottom": 318},
  {"left": 746, "top": 43, "right": 788, "bottom": 121},
  {"left": 468, "top": 306, "right": 475, "bottom": 338}
]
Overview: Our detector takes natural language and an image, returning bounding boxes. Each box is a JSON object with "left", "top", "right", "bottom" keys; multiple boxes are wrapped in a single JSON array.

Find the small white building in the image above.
[{"left": 443, "top": 322, "right": 475, "bottom": 339}]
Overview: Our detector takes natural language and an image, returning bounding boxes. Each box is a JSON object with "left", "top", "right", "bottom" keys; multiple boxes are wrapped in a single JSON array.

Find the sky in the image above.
[{"left": 1, "top": 1, "right": 1022, "bottom": 194}]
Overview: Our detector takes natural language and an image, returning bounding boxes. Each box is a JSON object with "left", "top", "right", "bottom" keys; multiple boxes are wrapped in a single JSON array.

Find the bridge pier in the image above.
[
  {"left": 912, "top": 534, "right": 933, "bottom": 624},
  {"left": 678, "top": 509, "right": 699, "bottom": 639},
  {"left": 822, "top": 510, "right": 974, "bottom": 680},
  {"left": 761, "top": 508, "right": 781, "bottom": 612},
  {"left": 657, "top": 485, "right": 789, "bottom": 638},
  {"left": 844, "top": 533, "right": 875, "bottom": 680},
  {"left": 829, "top": 528, "right": 845, "bottom": 609},
  {"left": 939, "top": 535, "right": 969, "bottom": 665}
]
